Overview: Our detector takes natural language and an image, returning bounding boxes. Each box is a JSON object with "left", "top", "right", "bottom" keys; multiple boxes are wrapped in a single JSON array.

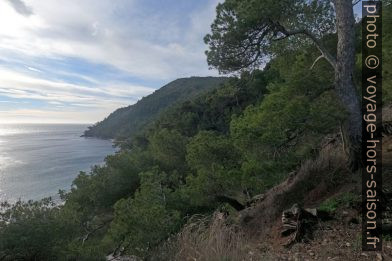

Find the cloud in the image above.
[
  {"left": 5, "top": 0, "right": 33, "bottom": 16},
  {"left": 0, "top": 0, "right": 221, "bottom": 123},
  {"left": 0, "top": 0, "right": 220, "bottom": 80},
  {"left": 0, "top": 68, "right": 154, "bottom": 104},
  {"left": 0, "top": 109, "right": 108, "bottom": 124},
  {"left": 26, "top": 66, "right": 41, "bottom": 72}
]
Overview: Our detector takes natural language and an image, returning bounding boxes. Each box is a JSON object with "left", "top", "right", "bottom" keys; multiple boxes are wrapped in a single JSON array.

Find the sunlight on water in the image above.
[
  {"left": 0, "top": 124, "right": 31, "bottom": 136},
  {"left": 0, "top": 124, "right": 116, "bottom": 203},
  {"left": 0, "top": 154, "right": 12, "bottom": 168}
]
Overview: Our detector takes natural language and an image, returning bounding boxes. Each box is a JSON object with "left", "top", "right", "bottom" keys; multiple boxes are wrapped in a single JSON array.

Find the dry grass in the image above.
[
  {"left": 299, "top": 143, "right": 349, "bottom": 191},
  {"left": 174, "top": 213, "right": 254, "bottom": 261},
  {"left": 149, "top": 213, "right": 260, "bottom": 261}
]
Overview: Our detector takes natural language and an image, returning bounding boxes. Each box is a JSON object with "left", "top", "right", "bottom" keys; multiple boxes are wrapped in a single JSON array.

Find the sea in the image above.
[{"left": 0, "top": 123, "right": 116, "bottom": 203}]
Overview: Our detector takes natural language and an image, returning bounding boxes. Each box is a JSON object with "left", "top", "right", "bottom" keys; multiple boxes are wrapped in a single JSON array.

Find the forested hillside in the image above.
[
  {"left": 0, "top": 1, "right": 391, "bottom": 260},
  {"left": 83, "top": 77, "right": 228, "bottom": 139}
]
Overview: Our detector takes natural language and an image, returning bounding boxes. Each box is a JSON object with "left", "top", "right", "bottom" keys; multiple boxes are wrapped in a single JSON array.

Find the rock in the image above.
[
  {"left": 342, "top": 209, "right": 359, "bottom": 225},
  {"left": 376, "top": 253, "right": 383, "bottom": 260},
  {"left": 345, "top": 242, "right": 351, "bottom": 247},
  {"left": 346, "top": 217, "right": 359, "bottom": 224},
  {"left": 305, "top": 208, "right": 318, "bottom": 217}
]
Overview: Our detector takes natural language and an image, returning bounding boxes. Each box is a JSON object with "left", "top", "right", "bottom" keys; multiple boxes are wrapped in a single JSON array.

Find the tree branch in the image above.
[
  {"left": 81, "top": 220, "right": 112, "bottom": 245},
  {"left": 234, "top": 32, "right": 265, "bottom": 71},
  {"left": 310, "top": 54, "right": 325, "bottom": 70},
  {"left": 273, "top": 25, "right": 337, "bottom": 70}
]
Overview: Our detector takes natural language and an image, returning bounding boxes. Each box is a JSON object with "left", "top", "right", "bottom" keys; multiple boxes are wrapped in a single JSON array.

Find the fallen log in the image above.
[{"left": 281, "top": 204, "right": 318, "bottom": 247}]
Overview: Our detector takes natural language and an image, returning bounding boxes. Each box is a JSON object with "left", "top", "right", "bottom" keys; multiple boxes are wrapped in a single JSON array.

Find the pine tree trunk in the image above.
[{"left": 334, "top": 0, "right": 362, "bottom": 170}]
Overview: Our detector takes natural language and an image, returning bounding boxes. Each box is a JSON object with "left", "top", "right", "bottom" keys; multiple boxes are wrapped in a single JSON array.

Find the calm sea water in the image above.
[{"left": 0, "top": 124, "right": 116, "bottom": 202}]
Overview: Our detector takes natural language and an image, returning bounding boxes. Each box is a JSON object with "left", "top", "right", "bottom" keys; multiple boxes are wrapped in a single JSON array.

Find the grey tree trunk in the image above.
[{"left": 334, "top": 0, "right": 362, "bottom": 170}]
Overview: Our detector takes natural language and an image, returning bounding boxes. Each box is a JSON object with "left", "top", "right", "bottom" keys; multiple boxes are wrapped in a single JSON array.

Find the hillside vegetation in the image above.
[
  {"left": 83, "top": 77, "right": 228, "bottom": 139},
  {"left": 0, "top": 1, "right": 391, "bottom": 260}
]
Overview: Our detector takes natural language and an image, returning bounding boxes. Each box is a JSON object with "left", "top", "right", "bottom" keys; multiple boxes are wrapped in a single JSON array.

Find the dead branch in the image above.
[
  {"left": 310, "top": 54, "right": 325, "bottom": 70},
  {"left": 272, "top": 23, "right": 337, "bottom": 70},
  {"left": 82, "top": 219, "right": 112, "bottom": 245}
]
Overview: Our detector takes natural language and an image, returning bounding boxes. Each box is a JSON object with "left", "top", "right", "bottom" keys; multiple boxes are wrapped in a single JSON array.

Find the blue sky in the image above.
[
  {"left": 0, "top": 0, "right": 220, "bottom": 123},
  {"left": 0, "top": 0, "right": 365, "bottom": 124}
]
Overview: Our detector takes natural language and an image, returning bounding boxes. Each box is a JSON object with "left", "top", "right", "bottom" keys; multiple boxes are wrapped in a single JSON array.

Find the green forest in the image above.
[
  {"left": 83, "top": 77, "right": 228, "bottom": 139},
  {"left": 1, "top": 0, "right": 391, "bottom": 260}
]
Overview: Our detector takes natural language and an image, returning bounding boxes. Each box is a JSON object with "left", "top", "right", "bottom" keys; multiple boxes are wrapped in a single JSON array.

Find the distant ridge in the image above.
[{"left": 83, "top": 76, "right": 228, "bottom": 139}]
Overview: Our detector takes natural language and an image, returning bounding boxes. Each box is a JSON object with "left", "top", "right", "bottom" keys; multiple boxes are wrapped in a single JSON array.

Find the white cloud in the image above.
[
  {"left": 0, "top": 67, "right": 155, "bottom": 122},
  {"left": 0, "top": 109, "right": 108, "bottom": 124},
  {"left": 0, "top": 0, "right": 220, "bottom": 80},
  {"left": 0, "top": 68, "right": 154, "bottom": 103},
  {"left": 26, "top": 66, "right": 42, "bottom": 72},
  {"left": 0, "top": 0, "right": 221, "bottom": 123}
]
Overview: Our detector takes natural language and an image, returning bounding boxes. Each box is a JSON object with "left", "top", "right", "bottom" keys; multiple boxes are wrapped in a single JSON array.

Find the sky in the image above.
[
  {"left": 0, "top": 0, "right": 221, "bottom": 124},
  {"left": 0, "top": 0, "right": 365, "bottom": 124}
]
